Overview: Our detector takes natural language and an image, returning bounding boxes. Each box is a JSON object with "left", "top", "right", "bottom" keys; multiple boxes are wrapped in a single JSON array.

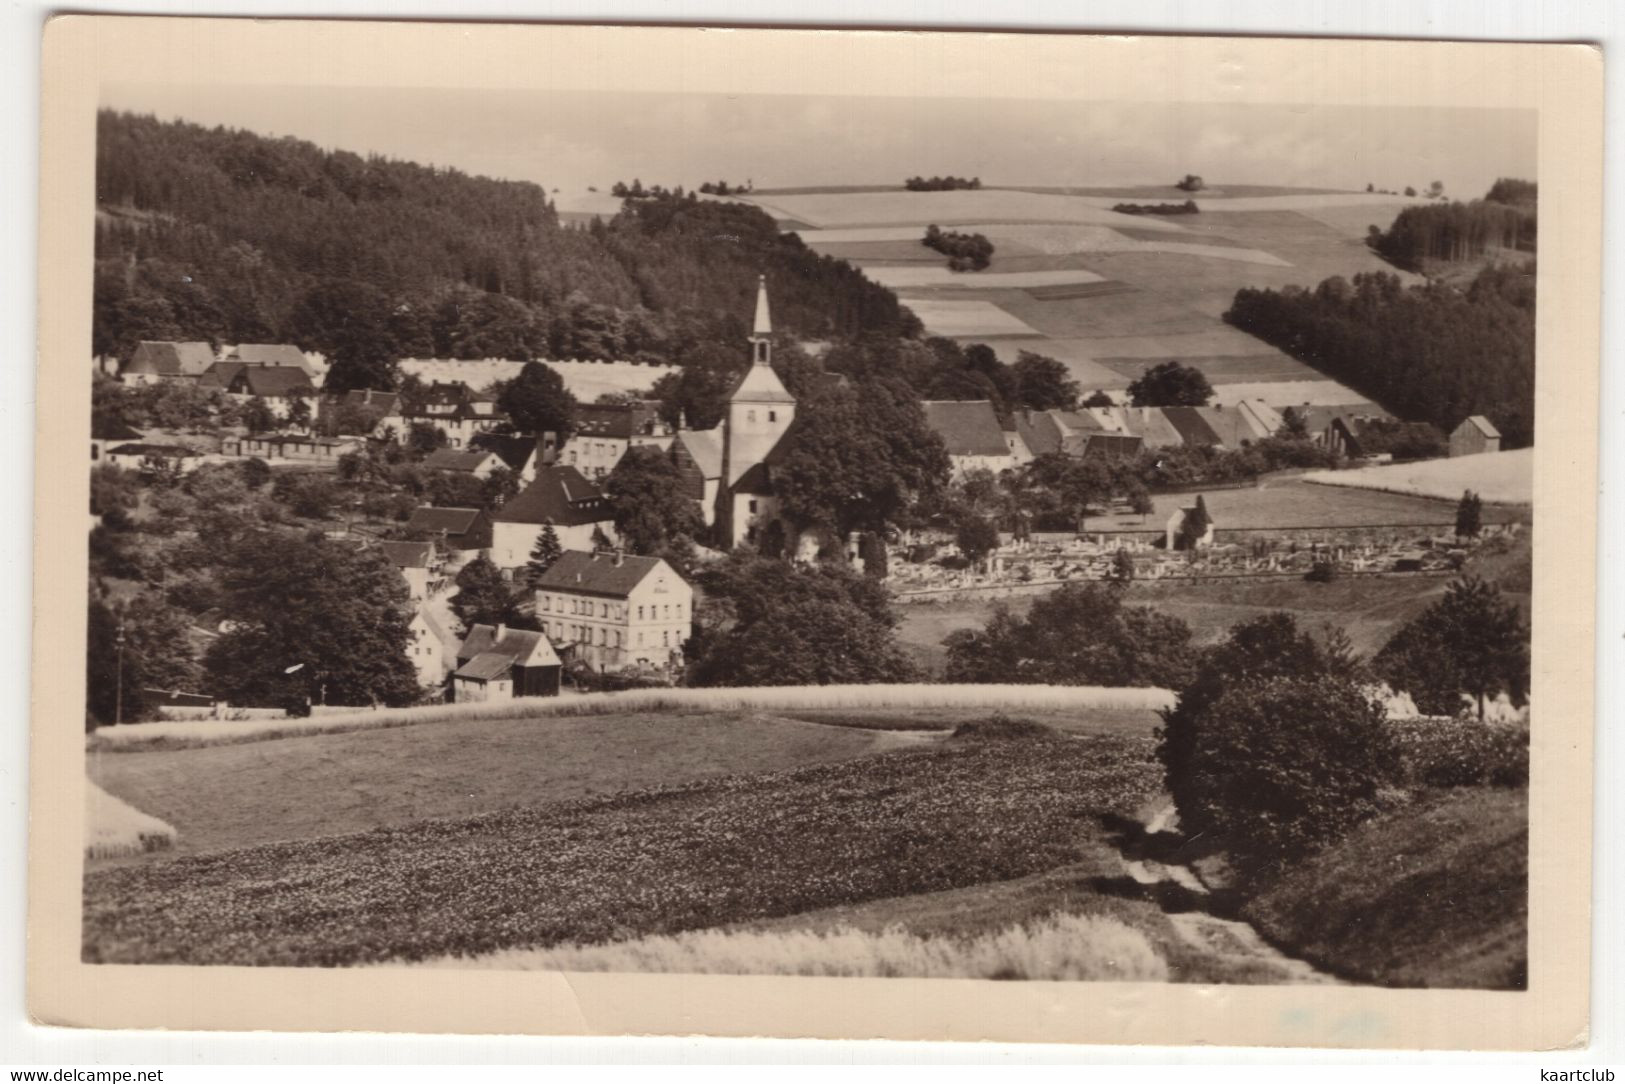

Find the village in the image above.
[{"left": 89, "top": 275, "right": 1526, "bottom": 717}]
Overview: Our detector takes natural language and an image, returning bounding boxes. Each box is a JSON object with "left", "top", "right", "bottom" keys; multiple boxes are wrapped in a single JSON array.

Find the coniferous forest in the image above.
[{"left": 91, "top": 110, "right": 917, "bottom": 381}]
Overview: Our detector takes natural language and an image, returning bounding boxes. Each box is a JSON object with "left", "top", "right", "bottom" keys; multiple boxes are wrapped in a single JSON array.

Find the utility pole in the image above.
[{"left": 114, "top": 621, "right": 127, "bottom": 726}]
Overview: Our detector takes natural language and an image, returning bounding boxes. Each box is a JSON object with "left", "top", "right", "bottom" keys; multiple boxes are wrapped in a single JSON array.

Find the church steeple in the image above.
[{"left": 748, "top": 274, "right": 772, "bottom": 365}]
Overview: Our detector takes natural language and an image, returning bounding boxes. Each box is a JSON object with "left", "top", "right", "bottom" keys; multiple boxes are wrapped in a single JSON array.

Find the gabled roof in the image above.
[
  {"left": 468, "top": 432, "right": 537, "bottom": 472},
  {"left": 493, "top": 466, "right": 611, "bottom": 526},
  {"left": 218, "top": 364, "right": 315, "bottom": 398},
  {"left": 1160, "top": 406, "right": 1226, "bottom": 448},
  {"left": 728, "top": 363, "right": 796, "bottom": 405},
  {"left": 454, "top": 652, "right": 515, "bottom": 682},
  {"left": 423, "top": 448, "right": 499, "bottom": 473},
  {"left": 535, "top": 550, "right": 673, "bottom": 599},
  {"left": 675, "top": 428, "right": 723, "bottom": 480},
  {"left": 225, "top": 344, "right": 312, "bottom": 374},
  {"left": 195, "top": 361, "right": 245, "bottom": 391},
  {"left": 107, "top": 443, "right": 197, "bottom": 457},
  {"left": 1119, "top": 407, "right": 1185, "bottom": 450},
  {"left": 573, "top": 403, "right": 666, "bottom": 440},
  {"left": 1013, "top": 410, "right": 1064, "bottom": 457},
  {"left": 333, "top": 388, "right": 403, "bottom": 414},
  {"left": 377, "top": 540, "right": 435, "bottom": 569},
  {"left": 921, "top": 400, "right": 1011, "bottom": 458},
  {"left": 1460, "top": 415, "right": 1501, "bottom": 438},
  {"left": 125, "top": 341, "right": 216, "bottom": 378},
  {"left": 93, "top": 418, "right": 145, "bottom": 442},
  {"left": 456, "top": 623, "right": 560, "bottom": 669},
  {"left": 406, "top": 506, "right": 485, "bottom": 536}
]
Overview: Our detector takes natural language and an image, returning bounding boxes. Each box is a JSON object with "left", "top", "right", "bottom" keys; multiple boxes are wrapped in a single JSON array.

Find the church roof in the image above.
[
  {"left": 922, "top": 400, "right": 1011, "bottom": 458},
  {"left": 752, "top": 275, "right": 772, "bottom": 336},
  {"left": 728, "top": 363, "right": 796, "bottom": 404}
]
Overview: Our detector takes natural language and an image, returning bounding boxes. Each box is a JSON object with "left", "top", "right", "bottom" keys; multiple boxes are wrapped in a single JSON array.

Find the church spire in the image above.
[{"left": 748, "top": 274, "right": 772, "bottom": 365}]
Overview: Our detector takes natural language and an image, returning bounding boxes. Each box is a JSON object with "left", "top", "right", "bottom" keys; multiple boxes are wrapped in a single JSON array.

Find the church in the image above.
[{"left": 670, "top": 275, "right": 800, "bottom": 551}]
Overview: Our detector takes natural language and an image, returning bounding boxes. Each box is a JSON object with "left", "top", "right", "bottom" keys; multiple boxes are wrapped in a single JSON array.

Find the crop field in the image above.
[
  {"left": 82, "top": 727, "right": 1164, "bottom": 966},
  {"left": 769, "top": 704, "right": 1165, "bottom": 736},
  {"left": 990, "top": 289, "right": 1218, "bottom": 339},
  {"left": 1022, "top": 281, "right": 1141, "bottom": 302},
  {"left": 1205, "top": 381, "right": 1379, "bottom": 407},
  {"left": 862, "top": 267, "right": 1107, "bottom": 290},
  {"left": 904, "top": 298, "right": 1045, "bottom": 338},
  {"left": 87, "top": 711, "right": 910, "bottom": 863},
  {"left": 740, "top": 190, "right": 1186, "bottom": 229},
  {"left": 1095, "top": 354, "right": 1312, "bottom": 384},
  {"left": 1303, "top": 449, "right": 1533, "bottom": 506},
  {"left": 993, "top": 184, "right": 1360, "bottom": 201}
]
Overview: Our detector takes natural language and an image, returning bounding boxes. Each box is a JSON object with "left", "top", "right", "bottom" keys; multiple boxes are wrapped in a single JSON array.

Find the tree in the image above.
[
  {"left": 1083, "top": 390, "right": 1115, "bottom": 408},
  {"left": 286, "top": 397, "right": 313, "bottom": 432},
  {"left": 450, "top": 554, "right": 522, "bottom": 631},
  {"left": 288, "top": 278, "right": 403, "bottom": 393},
  {"left": 86, "top": 590, "right": 203, "bottom": 728},
  {"left": 1010, "top": 351, "right": 1081, "bottom": 410},
  {"left": 1176, "top": 174, "right": 1205, "bottom": 192},
  {"left": 686, "top": 558, "right": 913, "bottom": 686},
  {"left": 241, "top": 396, "right": 276, "bottom": 435},
  {"left": 1427, "top": 180, "right": 1445, "bottom": 199},
  {"left": 1111, "top": 549, "right": 1136, "bottom": 583},
  {"left": 203, "top": 530, "right": 420, "bottom": 710},
  {"left": 1455, "top": 489, "right": 1484, "bottom": 538},
  {"left": 955, "top": 514, "right": 1000, "bottom": 567},
  {"left": 944, "top": 581, "right": 1195, "bottom": 689},
  {"left": 407, "top": 422, "right": 447, "bottom": 457},
  {"left": 238, "top": 457, "right": 272, "bottom": 490},
  {"left": 524, "top": 523, "right": 563, "bottom": 588},
  {"left": 604, "top": 446, "right": 706, "bottom": 554},
  {"left": 1129, "top": 486, "right": 1155, "bottom": 523},
  {"left": 1374, "top": 576, "right": 1528, "bottom": 719},
  {"left": 1278, "top": 406, "right": 1310, "bottom": 438},
  {"left": 1404, "top": 185, "right": 1417, "bottom": 197},
  {"left": 497, "top": 361, "right": 577, "bottom": 438},
  {"left": 1127, "top": 361, "right": 1213, "bottom": 407}
]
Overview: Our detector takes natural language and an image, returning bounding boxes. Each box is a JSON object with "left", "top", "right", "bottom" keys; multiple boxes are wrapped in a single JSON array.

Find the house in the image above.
[
  {"left": 377, "top": 540, "right": 439, "bottom": 601},
  {"left": 1117, "top": 407, "right": 1186, "bottom": 451},
  {"left": 560, "top": 402, "right": 675, "bottom": 479},
  {"left": 534, "top": 550, "right": 692, "bottom": 672},
  {"left": 406, "top": 605, "right": 454, "bottom": 690},
  {"left": 103, "top": 442, "right": 202, "bottom": 476},
  {"left": 452, "top": 623, "right": 562, "bottom": 702},
  {"left": 399, "top": 382, "right": 504, "bottom": 448},
  {"left": 490, "top": 465, "right": 617, "bottom": 567},
  {"left": 1013, "top": 409, "right": 1065, "bottom": 459},
  {"left": 119, "top": 341, "right": 216, "bottom": 386},
  {"left": 921, "top": 400, "right": 1019, "bottom": 477},
  {"left": 1450, "top": 415, "right": 1502, "bottom": 457},
  {"left": 422, "top": 447, "right": 504, "bottom": 480},
  {"left": 91, "top": 418, "right": 145, "bottom": 463},
  {"left": 222, "top": 432, "right": 360, "bottom": 465},
  {"left": 198, "top": 362, "right": 318, "bottom": 420},
  {"left": 668, "top": 428, "right": 724, "bottom": 528},
  {"left": 1166, "top": 495, "right": 1215, "bottom": 551},
  {"left": 322, "top": 389, "right": 406, "bottom": 438},
  {"left": 406, "top": 506, "right": 492, "bottom": 552},
  {"left": 469, "top": 432, "right": 545, "bottom": 484},
  {"left": 221, "top": 343, "right": 315, "bottom": 377}
]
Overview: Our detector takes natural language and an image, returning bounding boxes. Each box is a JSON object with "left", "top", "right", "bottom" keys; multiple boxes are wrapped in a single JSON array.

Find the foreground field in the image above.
[
  {"left": 83, "top": 727, "right": 1162, "bottom": 966},
  {"left": 88, "top": 712, "right": 909, "bottom": 863},
  {"left": 1244, "top": 787, "right": 1528, "bottom": 988}
]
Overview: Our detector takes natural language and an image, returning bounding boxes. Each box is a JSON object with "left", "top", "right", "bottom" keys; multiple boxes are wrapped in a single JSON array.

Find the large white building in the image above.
[{"left": 533, "top": 550, "right": 692, "bottom": 672}]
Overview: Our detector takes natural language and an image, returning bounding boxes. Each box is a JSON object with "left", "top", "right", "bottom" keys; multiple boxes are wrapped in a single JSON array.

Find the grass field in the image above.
[
  {"left": 1085, "top": 477, "right": 1518, "bottom": 532},
  {"left": 87, "top": 712, "right": 910, "bottom": 864},
  {"left": 85, "top": 781, "right": 176, "bottom": 860},
  {"left": 1095, "top": 354, "right": 1312, "bottom": 384},
  {"left": 83, "top": 726, "right": 1163, "bottom": 966},
  {"left": 1243, "top": 787, "right": 1527, "bottom": 989},
  {"left": 1304, "top": 449, "right": 1533, "bottom": 505},
  {"left": 904, "top": 298, "right": 1045, "bottom": 338},
  {"left": 864, "top": 267, "right": 1108, "bottom": 290},
  {"left": 768, "top": 705, "right": 1164, "bottom": 737}
]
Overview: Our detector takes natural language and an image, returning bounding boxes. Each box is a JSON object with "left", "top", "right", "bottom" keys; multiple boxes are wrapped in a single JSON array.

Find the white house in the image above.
[
  {"left": 921, "top": 400, "right": 1020, "bottom": 477},
  {"left": 422, "top": 447, "right": 504, "bottom": 480},
  {"left": 118, "top": 341, "right": 217, "bottom": 386},
  {"left": 406, "top": 605, "right": 453, "bottom": 690},
  {"left": 489, "top": 466, "right": 617, "bottom": 568},
  {"left": 534, "top": 550, "right": 692, "bottom": 672},
  {"left": 563, "top": 402, "right": 675, "bottom": 480}
]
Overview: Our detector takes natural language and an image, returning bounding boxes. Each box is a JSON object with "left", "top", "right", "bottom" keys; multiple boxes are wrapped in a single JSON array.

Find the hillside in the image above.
[{"left": 92, "top": 110, "right": 915, "bottom": 372}]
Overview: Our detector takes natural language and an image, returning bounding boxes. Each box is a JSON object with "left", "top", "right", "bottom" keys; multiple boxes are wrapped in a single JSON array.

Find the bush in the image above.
[
  {"left": 1388, "top": 714, "right": 1529, "bottom": 788},
  {"left": 1305, "top": 559, "right": 1337, "bottom": 583},
  {"left": 950, "top": 713, "right": 1054, "bottom": 742}
]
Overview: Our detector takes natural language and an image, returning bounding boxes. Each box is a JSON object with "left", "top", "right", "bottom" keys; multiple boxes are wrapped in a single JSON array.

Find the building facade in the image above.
[{"left": 534, "top": 551, "right": 692, "bottom": 672}]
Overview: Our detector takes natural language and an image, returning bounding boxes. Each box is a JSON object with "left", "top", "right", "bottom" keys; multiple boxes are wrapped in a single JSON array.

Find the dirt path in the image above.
[{"left": 1116, "top": 802, "right": 1341, "bottom": 985}]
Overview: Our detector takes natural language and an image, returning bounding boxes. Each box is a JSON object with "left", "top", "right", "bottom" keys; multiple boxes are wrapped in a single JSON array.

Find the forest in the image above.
[
  {"left": 1224, "top": 263, "right": 1535, "bottom": 447},
  {"left": 1366, "top": 180, "right": 1537, "bottom": 271},
  {"left": 91, "top": 111, "right": 916, "bottom": 387}
]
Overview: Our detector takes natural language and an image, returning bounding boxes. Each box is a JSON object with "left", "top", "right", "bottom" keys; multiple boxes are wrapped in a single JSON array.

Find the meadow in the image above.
[
  {"left": 83, "top": 725, "right": 1164, "bottom": 966},
  {"left": 85, "top": 781, "right": 176, "bottom": 860},
  {"left": 1303, "top": 449, "right": 1533, "bottom": 505}
]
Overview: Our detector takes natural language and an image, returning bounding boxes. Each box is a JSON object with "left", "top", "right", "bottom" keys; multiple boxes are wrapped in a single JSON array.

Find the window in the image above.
[
  {"left": 663, "top": 631, "right": 670, "bottom": 647},
  {"left": 675, "top": 602, "right": 683, "bottom": 618},
  {"left": 746, "top": 410, "right": 756, "bottom": 423},
  {"left": 638, "top": 605, "right": 645, "bottom": 620},
  {"left": 614, "top": 631, "right": 622, "bottom": 647},
  {"left": 601, "top": 602, "right": 609, "bottom": 618},
  {"left": 748, "top": 499, "right": 758, "bottom": 514},
  {"left": 768, "top": 410, "right": 777, "bottom": 422},
  {"left": 663, "top": 605, "right": 670, "bottom": 619},
  {"left": 637, "top": 631, "right": 644, "bottom": 646},
  {"left": 542, "top": 596, "right": 550, "bottom": 611}
]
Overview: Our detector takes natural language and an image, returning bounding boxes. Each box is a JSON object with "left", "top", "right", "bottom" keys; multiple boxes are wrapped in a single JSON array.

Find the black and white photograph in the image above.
[{"left": 31, "top": 19, "right": 1601, "bottom": 1047}]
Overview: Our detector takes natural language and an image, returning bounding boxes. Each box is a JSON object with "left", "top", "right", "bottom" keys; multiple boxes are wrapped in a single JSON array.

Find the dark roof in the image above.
[
  {"left": 93, "top": 418, "right": 145, "bottom": 441},
  {"left": 108, "top": 442, "right": 196, "bottom": 457},
  {"left": 232, "top": 365, "right": 316, "bottom": 399},
  {"left": 1161, "top": 406, "right": 1225, "bottom": 448},
  {"left": 922, "top": 401, "right": 1011, "bottom": 458},
  {"left": 333, "top": 388, "right": 403, "bottom": 414},
  {"left": 226, "top": 344, "right": 311, "bottom": 373},
  {"left": 493, "top": 466, "right": 611, "bottom": 527},
  {"left": 454, "top": 653, "right": 514, "bottom": 682},
  {"left": 377, "top": 541, "right": 434, "bottom": 569},
  {"left": 675, "top": 428, "right": 723, "bottom": 480},
  {"left": 535, "top": 550, "right": 670, "bottom": 599},
  {"left": 406, "top": 506, "right": 484, "bottom": 536},
  {"left": 456, "top": 624, "right": 560, "bottom": 668},
  {"left": 468, "top": 432, "right": 537, "bottom": 472},
  {"left": 423, "top": 448, "right": 497, "bottom": 473},
  {"left": 195, "top": 361, "right": 246, "bottom": 391},
  {"left": 1460, "top": 415, "right": 1501, "bottom": 438},
  {"left": 573, "top": 403, "right": 665, "bottom": 440},
  {"left": 733, "top": 461, "right": 774, "bottom": 496},
  {"left": 1072, "top": 433, "right": 1144, "bottom": 460},
  {"left": 124, "top": 341, "right": 216, "bottom": 377},
  {"left": 1013, "top": 410, "right": 1063, "bottom": 457}
]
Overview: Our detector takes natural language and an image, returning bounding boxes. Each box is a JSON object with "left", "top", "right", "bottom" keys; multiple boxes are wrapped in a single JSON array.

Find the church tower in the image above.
[
  {"left": 722, "top": 275, "right": 796, "bottom": 487},
  {"left": 717, "top": 275, "right": 797, "bottom": 546}
]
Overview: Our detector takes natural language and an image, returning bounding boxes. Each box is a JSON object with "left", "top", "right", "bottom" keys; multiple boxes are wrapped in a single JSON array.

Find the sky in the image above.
[{"left": 103, "top": 83, "right": 1537, "bottom": 200}]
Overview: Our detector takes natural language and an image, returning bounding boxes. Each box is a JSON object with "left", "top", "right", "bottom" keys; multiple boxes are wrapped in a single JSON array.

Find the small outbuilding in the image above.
[
  {"left": 1449, "top": 415, "right": 1502, "bottom": 458},
  {"left": 452, "top": 623, "right": 562, "bottom": 702},
  {"left": 1166, "top": 494, "right": 1215, "bottom": 551}
]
